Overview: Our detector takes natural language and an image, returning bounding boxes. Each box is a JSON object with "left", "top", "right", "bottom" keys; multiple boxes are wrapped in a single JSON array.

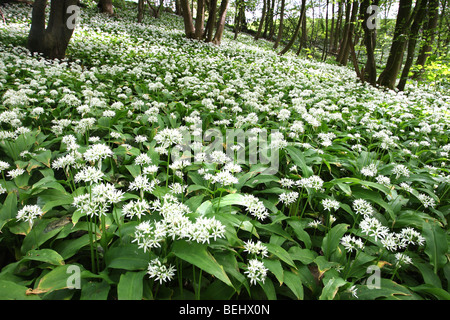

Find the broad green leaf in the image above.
[
  {"left": 321, "top": 223, "right": 349, "bottom": 260},
  {"left": 172, "top": 240, "right": 233, "bottom": 288},
  {"left": 22, "top": 249, "right": 65, "bottom": 266},
  {"left": 80, "top": 280, "right": 110, "bottom": 300},
  {"left": 263, "top": 258, "right": 284, "bottom": 285},
  {"left": 285, "top": 146, "right": 314, "bottom": 177},
  {"left": 283, "top": 270, "right": 304, "bottom": 300},
  {"left": 105, "top": 244, "right": 148, "bottom": 271},
  {"left": 288, "top": 246, "right": 317, "bottom": 265},
  {"left": 117, "top": 271, "right": 146, "bottom": 300},
  {"left": 265, "top": 243, "right": 297, "bottom": 269},
  {"left": 422, "top": 220, "right": 448, "bottom": 273},
  {"left": 319, "top": 277, "right": 347, "bottom": 300},
  {"left": 355, "top": 279, "right": 416, "bottom": 300},
  {"left": 0, "top": 280, "right": 40, "bottom": 300},
  {"left": 0, "top": 192, "right": 18, "bottom": 231}
]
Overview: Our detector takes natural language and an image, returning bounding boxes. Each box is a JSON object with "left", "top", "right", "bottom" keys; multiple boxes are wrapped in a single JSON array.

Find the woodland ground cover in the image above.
[{"left": 0, "top": 2, "right": 449, "bottom": 300}]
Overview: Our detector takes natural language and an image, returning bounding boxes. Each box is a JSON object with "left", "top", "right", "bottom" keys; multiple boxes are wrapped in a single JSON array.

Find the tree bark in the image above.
[
  {"left": 212, "top": 0, "right": 229, "bottom": 45},
  {"left": 205, "top": 0, "right": 217, "bottom": 42},
  {"left": 398, "top": 0, "right": 428, "bottom": 90},
  {"left": 413, "top": 0, "right": 439, "bottom": 79},
  {"left": 337, "top": 0, "right": 358, "bottom": 66},
  {"left": 27, "top": 0, "right": 78, "bottom": 60},
  {"left": 377, "top": 0, "right": 413, "bottom": 89},
  {"left": 279, "top": 0, "right": 306, "bottom": 55},
  {"left": 273, "top": 0, "right": 285, "bottom": 49},
  {"left": 255, "top": 0, "right": 267, "bottom": 40},
  {"left": 137, "top": 0, "right": 144, "bottom": 22},
  {"left": 194, "top": 0, "right": 205, "bottom": 39},
  {"left": 98, "top": 0, "right": 113, "bottom": 15},
  {"left": 180, "top": 0, "right": 196, "bottom": 38}
]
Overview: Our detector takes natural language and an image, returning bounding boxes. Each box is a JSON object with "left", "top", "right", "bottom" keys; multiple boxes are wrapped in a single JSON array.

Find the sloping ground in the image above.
[{"left": 0, "top": 3, "right": 449, "bottom": 300}]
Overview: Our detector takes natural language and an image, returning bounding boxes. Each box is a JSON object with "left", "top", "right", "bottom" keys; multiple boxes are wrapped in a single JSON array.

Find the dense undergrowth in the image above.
[{"left": 0, "top": 2, "right": 449, "bottom": 300}]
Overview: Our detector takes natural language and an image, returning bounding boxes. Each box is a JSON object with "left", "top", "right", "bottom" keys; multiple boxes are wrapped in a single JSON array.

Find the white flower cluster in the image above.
[
  {"left": 16, "top": 205, "right": 44, "bottom": 227},
  {"left": 133, "top": 194, "right": 226, "bottom": 252},
  {"left": 242, "top": 194, "right": 269, "bottom": 220}
]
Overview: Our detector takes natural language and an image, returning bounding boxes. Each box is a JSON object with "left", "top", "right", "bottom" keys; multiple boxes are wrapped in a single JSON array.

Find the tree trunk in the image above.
[
  {"left": 180, "top": 0, "right": 195, "bottom": 38},
  {"left": 98, "top": 0, "right": 113, "bottom": 15},
  {"left": 137, "top": 0, "right": 144, "bottom": 22},
  {"left": 377, "top": 0, "right": 413, "bottom": 89},
  {"left": 279, "top": 0, "right": 306, "bottom": 55},
  {"left": 255, "top": 0, "right": 267, "bottom": 40},
  {"left": 322, "top": 0, "right": 329, "bottom": 60},
  {"left": 273, "top": 0, "right": 285, "bottom": 49},
  {"left": 28, "top": 0, "right": 78, "bottom": 60},
  {"left": 212, "top": 0, "right": 229, "bottom": 45},
  {"left": 337, "top": 0, "right": 358, "bottom": 66},
  {"left": 413, "top": 0, "right": 439, "bottom": 79},
  {"left": 398, "top": 0, "right": 428, "bottom": 90},
  {"left": 194, "top": 0, "right": 205, "bottom": 39},
  {"left": 205, "top": 0, "right": 217, "bottom": 42}
]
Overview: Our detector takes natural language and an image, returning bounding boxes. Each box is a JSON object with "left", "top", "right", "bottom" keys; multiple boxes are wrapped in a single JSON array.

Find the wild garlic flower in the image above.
[
  {"left": 83, "top": 143, "right": 113, "bottom": 163},
  {"left": 322, "top": 198, "right": 340, "bottom": 211},
  {"left": 16, "top": 205, "right": 44, "bottom": 227},
  {"left": 243, "top": 240, "right": 269, "bottom": 258},
  {"left": 416, "top": 193, "right": 436, "bottom": 208},
  {"left": 361, "top": 164, "right": 378, "bottom": 177},
  {"left": 340, "top": 235, "right": 365, "bottom": 253},
  {"left": 394, "top": 252, "right": 412, "bottom": 266},
  {"left": 359, "top": 216, "right": 389, "bottom": 242},
  {"left": 7, "top": 168, "right": 25, "bottom": 179},
  {"left": 0, "top": 160, "right": 11, "bottom": 171},
  {"left": 74, "top": 166, "right": 104, "bottom": 184},
  {"left": 279, "top": 191, "right": 299, "bottom": 206},
  {"left": 352, "top": 199, "right": 375, "bottom": 217},
  {"left": 147, "top": 258, "right": 176, "bottom": 284},
  {"left": 128, "top": 175, "right": 156, "bottom": 193},
  {"left": 244, "top": 259, "right": 268, "bottom": 285},
  {"left": 122, "top": 199, "right": 150, "bottom": 220},
  {"left": 392, "top": 164, "right": 410, "bottom": 179},
  {"left": 242, "top": 194, "right": 269, "bottom": 220}
]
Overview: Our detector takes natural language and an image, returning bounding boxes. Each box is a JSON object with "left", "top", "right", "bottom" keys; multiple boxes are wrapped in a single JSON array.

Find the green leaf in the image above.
[
  {"left": 80, "top": 280, "right": 110, "bottom": 300},
  {"left": 22, "top": 249, "right": 65, "bottom": 266},
  {"left": 321, "top": 223, "right": 349, "bottom": 260},
  {"left": 35, "top": 264, "right": 85, "bottom": 295},
  {"left": 0, "top": 192, "right": 18, "bottom": 231},
  {"left": 265, "top": 243, "right": 297, "bottom": 269},
  {"left": 263, "top": 259, "right": 284, "bottom": 285},
  {"left": 0, "top": 280, "right": 40, "bottom": 300},
  {"left": 319, "top": 277, "right": 347, "bottom": 300},
  {"left": 117, "top": 271, "right": 146, "bottom": 300},
  {"left": 355, "top": 279, "right": 415, "bottom": 300},
  {"left": 285, "top": 146, "right": 314, "bottom": 177},
  {"left": 422, "top": 220, "right": 448, "bottom": 273},
  {"left": 288, "top": 246, "right": 317, "bottom": 265},
  {"left": 283, "top": 270, "right": 304, "bottom": 300},
  {"left": 105, "top": 244, "right": 148, "bottom": 271},
  {"left": 172, "top": 240, "right": 233, "bottom": 288},
  {"left": 410, "top": 284, "right": 450, "bottom": 300}
]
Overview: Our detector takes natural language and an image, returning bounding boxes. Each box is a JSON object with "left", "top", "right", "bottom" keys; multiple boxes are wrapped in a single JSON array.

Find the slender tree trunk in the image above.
[
  {"left": 194, "top": 0, "right": 205, "bottom": 39},
  {"left": 398, "top": 0, "right": 428, "bottom": 90},
  {"left": 362, "top": 0, "right": 379, "bottom": 85},
  {"left": 180, "top": 0, "right": 196, "bottom": 38},
  {"left": 212, "top": 0, "right": 229, "bottom": 45},
  {"left": 333, "top": 0, "right": 343, "bottom": 53},
  {"left": 255, "top": 0, "right": 267, "bottom": 40},
  {"left": 322, "top": 0, "right": 329, "bottom": 60},
  {"left": 336, "top": 0, "right": 351, "bottom": 62},
  {"left": 98, "top": 0, "right": 113, "bottom": 15},
  {"left": 413, "top": 0, "right": 439, "bottom": 79},
  {"left": 28, "top": 0, "right": 78, "bottom": 60},
  {"left": 337, "top": 0, "right": 358, "bottom": 66},
  {"left": 175, "top": 0, "right": 182, "bottom": 15},
  {"left": 205, "top": 0, "right": 217, "bottom": 42},
  {"left": 137, "top": 0, "right": 144, "bottom": 22},
  {"left": 273, "top": 0, "right": 285, "bottom": 49},
  {"left": 279, "top": 0, "right": 306, "bottom": 55},
  {"left": 377, "top": 0, "right": 413, "bottom": 89}
]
